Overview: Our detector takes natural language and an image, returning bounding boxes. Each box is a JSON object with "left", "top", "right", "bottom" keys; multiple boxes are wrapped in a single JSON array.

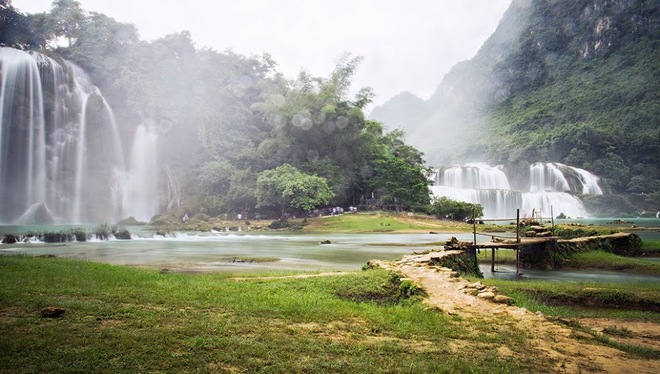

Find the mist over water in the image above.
[{"left": 0, "top": 48, "right": 160, "bottom": 224}]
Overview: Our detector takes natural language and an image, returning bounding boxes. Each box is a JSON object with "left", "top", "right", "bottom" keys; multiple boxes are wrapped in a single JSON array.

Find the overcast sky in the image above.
[{"left": 13, "top": 0, "right": 511, "bottom": 109}]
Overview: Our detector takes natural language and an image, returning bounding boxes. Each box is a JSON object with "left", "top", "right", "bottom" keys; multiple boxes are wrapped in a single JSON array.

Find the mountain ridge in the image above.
[{"left": 369, "top": 0, "right": 659, "bottom": 202}]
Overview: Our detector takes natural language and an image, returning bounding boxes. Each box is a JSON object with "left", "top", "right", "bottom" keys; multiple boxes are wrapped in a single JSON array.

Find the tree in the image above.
[
  {"left": 0, "top": 0, "right": 40, "bottom": 49},
  {"left": 44, "top": 0, "right": 85, "bottom": 47},
  {"left": 362, "top": 124, "right": 431, "bottom": 212},
  {"left": 368, "top": 153, "right": 430, "bottom": 212},
  {"left": 256, "top": 164, "right": 333, "bottom": 218},
  {"left": 430, "top": 197, "right": 484, "bottom": 221}
]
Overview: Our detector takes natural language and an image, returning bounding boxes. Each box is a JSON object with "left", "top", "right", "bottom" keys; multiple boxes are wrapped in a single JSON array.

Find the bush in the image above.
[
  {"left": 111, "top": 225, "right": 131, "bottom": 240},
  {"left": 94, "top": 224, "right": 110, "bottom": 240},
  {"left": 429, "top": 196, "right": 484, "bottom": 221},
  {"left": 334, "top": 269, "right": 426, "bottom": 305},
  {"left": 268, "top": 220, "right": 291, "bottom": 230}
]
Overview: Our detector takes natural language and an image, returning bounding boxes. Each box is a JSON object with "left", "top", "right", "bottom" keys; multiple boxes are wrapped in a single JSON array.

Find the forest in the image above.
[
  {"left": 0, "top": 0, "right": 435, "bottom": 221},
  {"left": 370, "top": 0, "right": 659, "bottom": 216}
]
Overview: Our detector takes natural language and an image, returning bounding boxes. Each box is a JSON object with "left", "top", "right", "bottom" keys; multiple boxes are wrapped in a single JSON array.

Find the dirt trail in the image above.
[{"left": 373, "top": 250, "right": 659, "bottom": 373}]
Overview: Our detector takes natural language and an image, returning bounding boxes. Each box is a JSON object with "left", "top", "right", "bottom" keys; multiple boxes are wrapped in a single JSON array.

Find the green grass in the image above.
[
  {"left": 304, "top": 212, "right": 473, "bottom": 233},
  {"left": 476, "top": 278, "right": 660, "bottom": 321},
  {"left": 567, "top": 251, "right": 660, "bottom": 274},
  {"left": 0, "top": 256, "right": 540, "bottom": 373},
  {"left": 641, "top": 240, "right": 660, "bottom": 256},
  {"left": 476, "top": 249, "right": 517, "bottom": 265},
  {"left": 477, "top": 248, "right": 660, "bottom": 275}
]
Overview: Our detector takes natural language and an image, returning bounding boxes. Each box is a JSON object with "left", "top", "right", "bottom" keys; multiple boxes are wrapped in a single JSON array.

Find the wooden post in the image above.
[
  {"left": 472, "top": 209, "right": 477, "bottom": 245},
  {"left": 491, "top": 247, "right": 495, "bottom": 273},
  {"left": 516, "top": 208, "right": 520, "bottom": 276},
  {"left": 551, "top": 206, "right": 555, "bottom": 236}
]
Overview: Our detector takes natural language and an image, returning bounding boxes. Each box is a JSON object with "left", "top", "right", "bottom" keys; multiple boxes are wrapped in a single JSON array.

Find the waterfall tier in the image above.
[
  {"left": 0, "top": 47, "right": 159, "bottom": 224},
  {"left": 431, "top": 162, "right": 603, "bottom": 219}
]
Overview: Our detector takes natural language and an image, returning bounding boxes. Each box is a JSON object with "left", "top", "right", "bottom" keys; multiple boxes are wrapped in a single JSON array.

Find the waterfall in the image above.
[
  {"left": 530, "top": 162, "right": 603, "bottom": 194},
  {"left": 437, "top": 163, "right": 510, "bottom": 189},
  {"left": 431, "top": 162, "right": 603, "bottom": 219},
  {"left": 122, "top": 123, "right": 159, "bottom": 223},
  {"left": 0, "top": 47, "right": 159, "bottom": 224}
]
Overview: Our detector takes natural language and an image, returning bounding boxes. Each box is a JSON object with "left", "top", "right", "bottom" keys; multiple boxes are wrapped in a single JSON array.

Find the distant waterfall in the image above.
[
  {"left": 122, "top": 123, "right": 159, "bottom": 223},
  {"left": 431, "top": 162, "right": 603, "bottom": 219},
  {"left": 0, "top": 47, "right": 159, "bottom": 224},
  {"left": 530, "top": 162, "right": 603, "bottom": 194}
]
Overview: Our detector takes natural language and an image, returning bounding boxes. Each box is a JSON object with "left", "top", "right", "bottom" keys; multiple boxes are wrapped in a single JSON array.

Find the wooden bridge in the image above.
[{"left": 455, "top": 207, "right": 637, "bottom": 276}]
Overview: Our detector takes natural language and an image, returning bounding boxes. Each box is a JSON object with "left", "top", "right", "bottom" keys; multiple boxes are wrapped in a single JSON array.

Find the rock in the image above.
[
  {"left": 493, "top": 295, "right": 514, "bottom": 305},
  {"left": 466, "top": 282, "right": 486, "bottom": 290},
  {"left": 40, "top": 306, "right": 65, "bottom": 318},
  {"left": 320, "top": 240, "right": 331, "bottom": 244},
  {"left": 477, "top": 291, "right": 495, "bottom": 300}
]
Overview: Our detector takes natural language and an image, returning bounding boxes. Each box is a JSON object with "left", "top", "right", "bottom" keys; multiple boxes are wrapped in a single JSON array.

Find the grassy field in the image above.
[
  {"left": 2, "top": 214, "right": 658, "bottom": 371},
  {"left": 0, "top": 256, "right": 542, "bottom": 373},
  {"left": 302, "top": 212, "right": 476, "bottom": 233}
]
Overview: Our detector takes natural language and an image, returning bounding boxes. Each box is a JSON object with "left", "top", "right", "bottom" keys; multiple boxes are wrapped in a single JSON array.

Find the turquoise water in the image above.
[
  {"left": 2, "top": 225, "right": 658, "bottom": 283},
  {"left": 0, "top": 231, "right": 469, "bottom": 272}
]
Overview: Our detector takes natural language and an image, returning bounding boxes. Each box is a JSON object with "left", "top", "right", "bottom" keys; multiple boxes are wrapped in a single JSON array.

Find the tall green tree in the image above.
[
  {"left": 364, "top": 126, "right": 431, "bottom": 212},
  {"left": 44, "top": 0, "right": 85, "bottom": 47},
  {"left": 256, "top": 164, "right": 333, "bottom": 218}
]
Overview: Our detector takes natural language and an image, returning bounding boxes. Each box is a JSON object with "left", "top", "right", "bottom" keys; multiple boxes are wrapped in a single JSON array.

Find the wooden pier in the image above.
[
  {"left": 459, "top": 205, "right": 640, "bottom": 276},
  {"left": 463, "top": 207, "right": 561, "bottom": 275}
]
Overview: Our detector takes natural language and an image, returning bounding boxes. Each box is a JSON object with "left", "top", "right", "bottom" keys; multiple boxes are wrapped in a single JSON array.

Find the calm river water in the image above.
[
  {"left": 0, "top": 231, "right": 470, "bottom": 273},
  {"left": 1, "top": 222, "right": 659, "bottom": 283}
]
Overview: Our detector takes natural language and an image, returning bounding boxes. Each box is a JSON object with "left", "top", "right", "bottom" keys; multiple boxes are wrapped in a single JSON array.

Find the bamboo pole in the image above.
[
  {"left": 472, "top": 208, "right": 477, "bottom": 245},
  {"left": 516, "top": 208, "right": 520, "bottom": 276}
]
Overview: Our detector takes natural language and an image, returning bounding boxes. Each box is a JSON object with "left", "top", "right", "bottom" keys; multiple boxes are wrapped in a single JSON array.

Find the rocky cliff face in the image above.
[{"left": 369, "top": 0, "right": 659, "bottom": 183}]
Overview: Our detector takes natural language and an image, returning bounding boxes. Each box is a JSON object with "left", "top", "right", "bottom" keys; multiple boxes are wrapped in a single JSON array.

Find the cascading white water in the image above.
[
  {"left": 0, "top": 47, "right": 160, "bottom": 224},
  {"left": 438, "top": 163, "right": 510, "bottom": 189},
  {"left": 530, "top": 162, "right": 603, "bottom": 194},
  {"left": 123, "top": 123, "right": 159, "bottom": 222},
  {"left": 431, "top": 162, "right": 603, "bottom": 219}
]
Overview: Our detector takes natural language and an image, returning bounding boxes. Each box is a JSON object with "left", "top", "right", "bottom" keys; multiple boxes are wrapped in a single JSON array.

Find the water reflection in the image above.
[
  {"left": 0, "top": 232, "right": 471, "bottom": 273},
  {"left": 480, "top": 264, "right": 660, "bottom": 283},
  {"left": 2, "top": 230, "right": 658, "bottom": 283}
]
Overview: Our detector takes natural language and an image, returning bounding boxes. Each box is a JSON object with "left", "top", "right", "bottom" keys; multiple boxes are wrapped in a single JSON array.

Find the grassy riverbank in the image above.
[
  {"left": 1, "top": 255, "right": 540, "bottom": 373},
  {"left": 476, "top": 244, "right": 660, "bottom": 275},
  {"left": 303, "top": 212, "right": 476, "bottom": 233}
]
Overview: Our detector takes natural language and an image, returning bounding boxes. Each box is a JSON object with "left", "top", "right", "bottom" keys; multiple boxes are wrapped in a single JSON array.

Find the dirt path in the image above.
[{"left": 373, "top": 250, "right": 659, "bottom": 373}]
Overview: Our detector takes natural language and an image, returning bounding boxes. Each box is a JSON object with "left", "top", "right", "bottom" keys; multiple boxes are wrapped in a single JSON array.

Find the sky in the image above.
[{"left": 12, "top": 0, "right": 511, "bottom": 109}]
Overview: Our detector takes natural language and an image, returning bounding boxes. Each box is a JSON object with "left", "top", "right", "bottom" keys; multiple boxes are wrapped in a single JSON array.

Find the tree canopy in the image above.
[
  {"left": 3, "top": 1, "right": 435, "bottom": 221},
  {"left": 256, "top": 164, "right": 333, "bottom": 217}
]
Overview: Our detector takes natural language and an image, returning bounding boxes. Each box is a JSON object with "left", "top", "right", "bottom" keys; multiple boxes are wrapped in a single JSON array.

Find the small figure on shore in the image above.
[{"left": 182, "top": 213, "right": 189, "bottom": 223}]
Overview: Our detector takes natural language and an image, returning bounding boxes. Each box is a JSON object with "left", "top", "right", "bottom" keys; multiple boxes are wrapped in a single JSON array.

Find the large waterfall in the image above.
[
  {"left": 0, "top": 47, "right": 159, "bottom": 224},
  {"left": 430, "top": 162, "right": 603, "bottom": 219}
]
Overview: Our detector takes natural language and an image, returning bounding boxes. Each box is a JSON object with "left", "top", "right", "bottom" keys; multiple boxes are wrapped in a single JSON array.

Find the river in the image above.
[{"left": 1, "top": 226, "right": 658, "bottom": 283}]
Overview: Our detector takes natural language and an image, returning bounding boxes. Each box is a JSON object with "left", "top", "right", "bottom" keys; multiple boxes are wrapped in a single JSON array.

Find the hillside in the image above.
[{"left": 369, "top": 0, "right": 659, "bottom": 201}]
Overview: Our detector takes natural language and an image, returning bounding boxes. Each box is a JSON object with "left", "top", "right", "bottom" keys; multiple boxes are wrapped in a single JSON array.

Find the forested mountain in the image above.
[
  {"left": 0, "top": 0, "right": 431, "bottom": 222},
  {"left": 370, "top": 0, "right": 659, "bottom": 205}
]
